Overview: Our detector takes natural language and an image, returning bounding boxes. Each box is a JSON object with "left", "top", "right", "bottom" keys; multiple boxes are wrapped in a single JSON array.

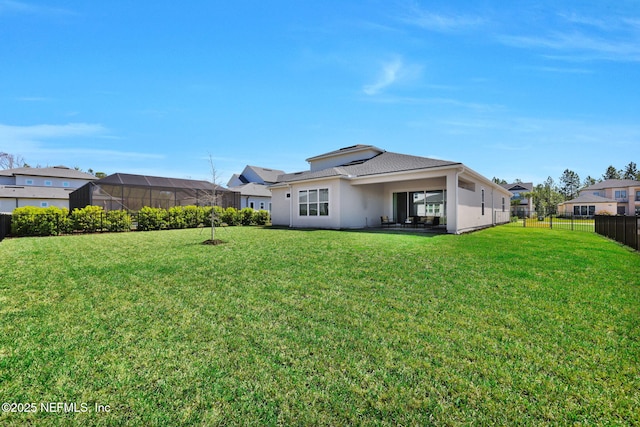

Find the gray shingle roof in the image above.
[
  {"left": 276, "top": 151, "right": 460, "bottom": 183},
  {"left": 228, "top": 182, "right": 272, "bottom": 197},
  {"left": 245, "top": 166, "right": 285, "bottom": 184},
  {"left": 583, "top": 179, "right": 639, "bottom": 190}
]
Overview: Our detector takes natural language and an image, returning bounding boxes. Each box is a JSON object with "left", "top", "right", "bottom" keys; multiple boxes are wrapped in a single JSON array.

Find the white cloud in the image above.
[
  {"left": 363, "top": 58, "right": 404, "bottom": 95},
  {"left": 0, "top": 0, "right": 74, "bottom": 16},
  {"left": 400, "top": 5, "right": 485, "bottom": 33},
  {"left": 0, "top": 122, "right": 163, "bottom": 162}
]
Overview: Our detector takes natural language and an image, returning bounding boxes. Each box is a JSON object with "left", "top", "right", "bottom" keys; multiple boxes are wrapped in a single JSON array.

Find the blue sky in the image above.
[{"left": 1, "top": 0, "right": 639, "bottom": 185}]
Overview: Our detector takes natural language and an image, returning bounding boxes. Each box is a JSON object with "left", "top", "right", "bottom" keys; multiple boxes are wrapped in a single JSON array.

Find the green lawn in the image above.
[{"left": 1, "top": 226, "right": 638, "bottom": 425}]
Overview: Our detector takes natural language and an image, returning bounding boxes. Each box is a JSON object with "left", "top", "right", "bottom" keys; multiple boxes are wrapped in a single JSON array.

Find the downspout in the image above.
[
  {"left": 453, "top": 166, "right": 465, "bottom": 234},
  {"left": 288, "top": 184, "right": 293, "bottom": 228}
]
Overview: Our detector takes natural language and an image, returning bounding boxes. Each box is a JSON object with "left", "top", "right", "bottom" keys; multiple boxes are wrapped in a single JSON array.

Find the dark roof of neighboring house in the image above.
[
  {"left": 583, "top": 179, "right": 640, "bottom": 190},
  {"left": 276, "top": 151, "right": 460, "bottom": 183},
  {"left": 561, "top": 193, "right": 617, "bottom": 204},
  {"left": 0, "top": 185, "right": 74, "bottom": 200},
  {"left": 501, "top": 182, "right": 533, "bottom": 192},
  {"left": 94, "top": 173, "right": 230, "bottom": 191},
  {"left": 0, "top": 166, "right": 97, "bottom": 180}
]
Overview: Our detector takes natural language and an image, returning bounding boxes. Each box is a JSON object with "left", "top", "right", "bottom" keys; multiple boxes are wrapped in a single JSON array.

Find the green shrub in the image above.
[
  {"left": 71, "top": 205, "right": 106, "bottom": 233},
  {"left": 240, "top": 208, "right": 255, "bottom": 226},
  {"left": 11, "top": 206, "right": 71, "bottom": 236},
  {"left": 137, "top": 207, "right": 168, "bottom": 231},
  {"left": 167, "top": 206, "right": 187, "bottom": 229},
  {"left": 106, "top": 210, "right": 132, "bottom": 232},
  {"left": 183, "top": 205, "right": 205, "bottom": 228},
  {"left": 253, "top": 209, "right": 270, "bottom": 226},
  {"left": 221, "top": 207, "right": 240, "bottom": 226}
]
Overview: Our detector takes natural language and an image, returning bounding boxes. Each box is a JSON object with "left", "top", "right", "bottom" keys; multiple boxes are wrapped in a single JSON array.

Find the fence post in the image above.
[{"left": 550, "top": 215, "right": 553, "bottom": 229}]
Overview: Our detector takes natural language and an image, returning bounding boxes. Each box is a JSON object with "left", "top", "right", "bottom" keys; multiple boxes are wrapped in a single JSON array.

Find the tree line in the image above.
[{"left": 493, "top": 161, "right": 639, "bottom": 215}]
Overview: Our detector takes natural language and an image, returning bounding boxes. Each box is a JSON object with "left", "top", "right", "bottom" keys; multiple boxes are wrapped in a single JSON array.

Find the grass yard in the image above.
[{"left": 0, "top": 226, "right": 638, "bottom": 425}]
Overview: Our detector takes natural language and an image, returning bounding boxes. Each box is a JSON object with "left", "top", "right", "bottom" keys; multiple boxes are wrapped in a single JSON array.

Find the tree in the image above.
[
  {"left": 622, "top": 162, "right": 638, "bottom": 180},
  {"left": 582, "top": 175, "right": 597, "bottom": 189},
  {"left": 531, "top": 176, "right": 563, "bottom": 215},
  {"left": 0, "top": 152, "right": 27, "bottom": 169},
  {"left": 603, "top": 165, "right": 621, "bottom": 180},
  {"left": 559, "top": 169, "right": 580, "bottom": 201},
  {"left": 204, "top": 153, "right": 223, "bottom": 244},
  {"left": 492, "top": 177, "right": 507, "bottom": 185}
]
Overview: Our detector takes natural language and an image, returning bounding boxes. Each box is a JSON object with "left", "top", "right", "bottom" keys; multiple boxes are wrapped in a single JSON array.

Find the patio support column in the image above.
[{"left": 446, "top": 169, "right": 459, "bottom": 233}]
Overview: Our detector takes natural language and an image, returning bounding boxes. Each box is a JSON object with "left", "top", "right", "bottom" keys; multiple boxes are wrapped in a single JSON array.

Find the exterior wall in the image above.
[
  {"left": 338, "top": 181, "right": 384, "bottom": 228},
  {"left": 558, "top": 202, "right": 617, "bottom": 216},
  {"left": 0, "top": 199, "right": 17, "bottom": 213},
  {"left": 270, "top": 186, "right": 292, "bottom": 227},
  {"left": 17, "top": 198, "right": 68, "bottom": 210},
  {"left": 240, "top": 195, "right": 272, "bottom": 211},
  {"left": 456, "top": 178, "right": 511, "bottom": 234},
  {"left": 14, "top": 175, "right": 89, "bottom": 189}
]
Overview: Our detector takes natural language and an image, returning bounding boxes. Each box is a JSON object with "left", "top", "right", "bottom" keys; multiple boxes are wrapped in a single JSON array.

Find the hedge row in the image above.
[{"left": 10, "top": 205, "right": 270, "bottom": 237}]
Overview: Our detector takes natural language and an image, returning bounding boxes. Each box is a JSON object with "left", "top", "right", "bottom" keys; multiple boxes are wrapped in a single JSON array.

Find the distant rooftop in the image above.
[{"left": 0, "top": 166, "right": 97, "bottom": 180}]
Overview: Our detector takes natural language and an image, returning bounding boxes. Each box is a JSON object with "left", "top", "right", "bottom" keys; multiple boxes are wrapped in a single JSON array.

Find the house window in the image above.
[
  {"left": 615, "top": 190, "right": 627, "bottom": 199},
  {"left": 25, "top": 179, "right": 34, "bottom": 185},
  {"left": 636, "top": 191, "right": 640, "bottom": 202},
  {"left": 260, "top": 202, "right": 265, "bottom": 210},
  {"left": 299, "top": 188, "right": 329, "bottom": 216},
  {"left": 45, "top": 180, "right": 53, "bottom": 186},
  {"left": 63, "top": 181, "right": 70, "bottom": 187},
  {"left": 502, "top": 197, "right": 505, "bottom": 212},
  {"left": 481, "top": 189, "right": 485, "bottom": 215},
  {"left": 573, "top": 205, "right": 596, "bottom": 216},
  {"left": 40, "top": 202, "right": 49, "bottom": 207},
  {"left": 249, "top": 202, "right": 254, "bottom": 209}
]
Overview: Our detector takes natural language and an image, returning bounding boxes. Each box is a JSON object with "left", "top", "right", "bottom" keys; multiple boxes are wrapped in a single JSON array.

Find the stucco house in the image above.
[
  {"left": 270, "top": 145, "right": 512, "bottom": 234},
  {"left": 500, "top": 182, "right": 534, "bottom": 218},
  {"left": 0, "top": 166, "right": 97, "bottom": 213},
  {"left": 558, "top": 179, "right": 640, "bottom": 216},
  {"left": 227, "top": 165, "right": 284, "bottom": 212}
]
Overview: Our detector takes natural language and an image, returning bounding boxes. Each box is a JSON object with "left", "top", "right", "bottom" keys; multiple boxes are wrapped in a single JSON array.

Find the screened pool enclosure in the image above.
[{"left": 70, "top": 173, "right": 241, "bottom": 212}]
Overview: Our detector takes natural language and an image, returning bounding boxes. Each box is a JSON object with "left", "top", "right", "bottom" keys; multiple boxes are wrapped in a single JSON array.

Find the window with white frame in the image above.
[
  {"left": 44, "top": 180, "right": 53, "bottom": 186},
  {"left": 25, "top": 179, "right": 34, "bottom": 185},
  {"left": 299, "top": 188, "right": 329, "bottom": 216},
  {"left": 40, "top": 202, "right": 49, "bottom": 207}
]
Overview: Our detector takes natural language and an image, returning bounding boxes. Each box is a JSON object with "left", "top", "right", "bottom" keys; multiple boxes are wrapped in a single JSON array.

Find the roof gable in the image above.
[
  {"left": 306, "top": 145, "right": 385, "bottom": 172},
  {"left": 276, "top": 151, "right": 460, "bottom": 183}
]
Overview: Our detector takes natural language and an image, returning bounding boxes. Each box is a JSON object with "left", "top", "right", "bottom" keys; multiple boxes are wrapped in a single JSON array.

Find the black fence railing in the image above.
[
  {"left": 595, "top": 215, "right": 639, "bottom": 251},
  {"left": 502, "top": 212, "right": 595, "bottom": 232},
  {"left": 0, "top": 214, "right": 10, "bottom": 242}
]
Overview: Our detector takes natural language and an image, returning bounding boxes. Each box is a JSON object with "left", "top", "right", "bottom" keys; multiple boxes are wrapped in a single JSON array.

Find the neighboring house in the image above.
[
  {"left": 500, "top": 182, "right": 533, "bottom": 218},
  {"left": 270, "top": 145, "right": 512, "bottom": 234},
  {"left": 0, "top": 166, "right": 97, "bottom": 213},
  {"left": 558, "top": 179, "right": 640, "bottom": 216},
  {"left": 227, "top": 165, "right": 285, "bottom": 212},
  {"left": 70, "top": 173, "right": 241, "bottom": 212}
]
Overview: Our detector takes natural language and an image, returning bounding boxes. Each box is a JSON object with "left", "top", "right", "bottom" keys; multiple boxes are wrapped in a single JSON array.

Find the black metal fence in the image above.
[
  {"left": 0, "top": 214, "right": 11, "bottom": 242},
  {"left": 501, "top": 212, "right": 595, "bottom": 232},
  {"left": 595, "top": 215, "right": 639, "bottom": 251}
]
